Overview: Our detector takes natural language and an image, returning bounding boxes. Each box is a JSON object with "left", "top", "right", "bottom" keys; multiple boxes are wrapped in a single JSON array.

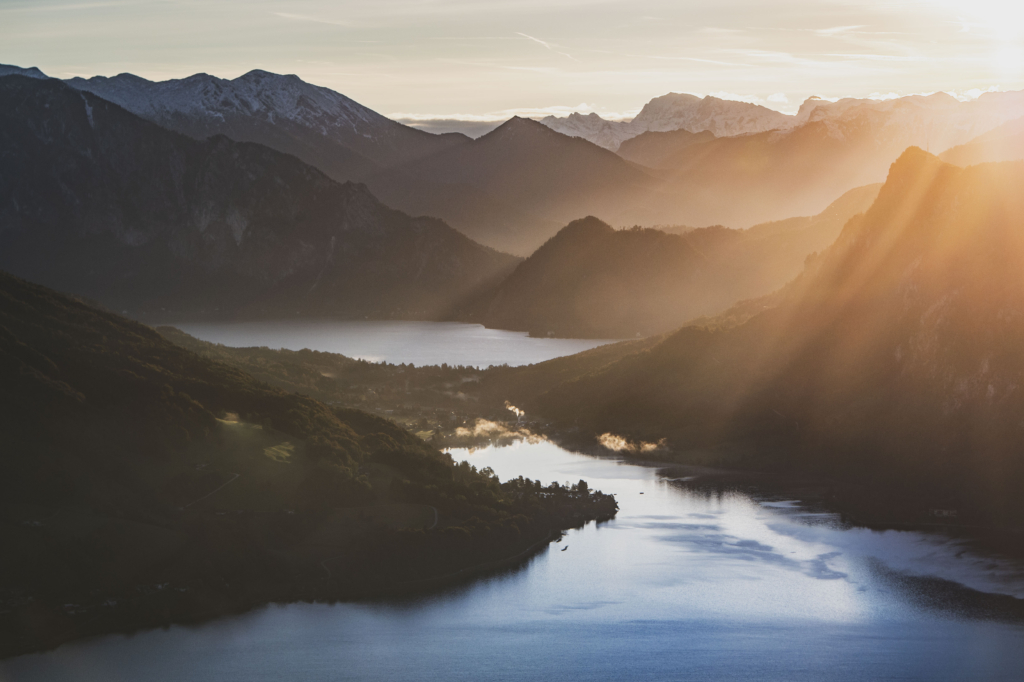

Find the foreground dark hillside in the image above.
[
  {"left": 481, "top": 185, "right": 879, "bottom": 338},
  {"left": 524, "top": 150, "right": 1024, "bottom": 526},
  {"left": 0, "top": 75, "right": 518, "bottom": 321},
  {"left": 0, "top": 272, "right": 615, "bottom": 657}
]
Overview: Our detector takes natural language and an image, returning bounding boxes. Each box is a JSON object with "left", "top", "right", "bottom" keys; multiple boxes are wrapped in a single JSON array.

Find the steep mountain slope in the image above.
[
  {"left": 527, "top": 150, "right": 1024, "bottom": 524},
  {"left": 0, "top": 271, "right": 615, "bottom": 656},
  {"left": 367, "top": 117, "right": 662, "bottom": 255},
  {"left": 480, "top": 184, "right": 880, "bottom": 338},
  {"left": 0, "top": 75, "right": 518, "bottom": 320},
  {"left": 66, "top": 69, "right": 469, "bottom": 182},
  {"left": 940, "top": 116, "right": 1024, "bottom": 166},
  {"left": 540, "top": 94, "right": 790, "bottom": 150}
]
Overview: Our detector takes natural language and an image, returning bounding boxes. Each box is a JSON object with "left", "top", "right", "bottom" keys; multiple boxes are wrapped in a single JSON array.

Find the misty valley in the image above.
[{"left": 3, "top": 40, "right": 1024, "bottom": 682}]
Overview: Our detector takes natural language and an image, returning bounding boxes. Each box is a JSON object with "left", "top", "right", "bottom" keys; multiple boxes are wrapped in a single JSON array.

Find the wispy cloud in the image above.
[
  {"left": 515, "top": 32, "right": 579, "bottom": 62},
  {"left": 815, "top": 25, "right": 868, "bottom": 36}
]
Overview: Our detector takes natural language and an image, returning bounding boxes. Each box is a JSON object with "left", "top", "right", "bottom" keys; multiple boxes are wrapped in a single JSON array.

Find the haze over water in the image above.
[{"left": 7, "top": 438, "right": 1024, "bottom": 682}]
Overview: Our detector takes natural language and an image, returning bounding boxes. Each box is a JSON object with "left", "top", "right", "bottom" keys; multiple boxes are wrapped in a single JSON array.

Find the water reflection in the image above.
[
  {"left": 4, "top": 439, "right": 1024, "bottom": 682},
  {"left": 170, "top": 320, "right": 615, "bottom": 368}
]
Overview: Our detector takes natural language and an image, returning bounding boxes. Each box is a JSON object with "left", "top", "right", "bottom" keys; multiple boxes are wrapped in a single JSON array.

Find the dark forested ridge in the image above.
[
  {"left": 478, "top": 184, "right": 880, "bottom": 338},
  {"left": 506, "top": 150, "right": 1024, "bottom": 527},
  {"left": 0, "top": 75, "right": 519, "bottom": 322},
  {"left": 0, "top": 272, "right": 615, "bottom": 657}
]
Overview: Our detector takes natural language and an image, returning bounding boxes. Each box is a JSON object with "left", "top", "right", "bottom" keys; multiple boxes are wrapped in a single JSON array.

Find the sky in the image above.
[{"left": 1, "top": 0, "right": 1023, "bottom": 133}]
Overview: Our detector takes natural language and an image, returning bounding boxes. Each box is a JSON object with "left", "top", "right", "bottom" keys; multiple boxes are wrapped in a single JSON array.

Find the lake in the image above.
[
  {"left": 170, "top": 320, "right": 616, "bottom": 368},
  {"left": 6, "top": 439, "right": 1024, "bottom": 682}
]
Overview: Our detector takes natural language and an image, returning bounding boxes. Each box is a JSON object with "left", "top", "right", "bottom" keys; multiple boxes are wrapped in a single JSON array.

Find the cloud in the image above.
[
  {"left": 815, "top": 25, "right": 868, "bottom": 36},
  {"left": 515, "top": 32, "right": 579, "bottom": 62}
]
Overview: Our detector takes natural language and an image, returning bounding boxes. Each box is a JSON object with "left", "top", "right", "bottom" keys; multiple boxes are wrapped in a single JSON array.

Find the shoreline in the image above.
[{"left": 1, "top": 510, "right": 611, "bottom": 661}]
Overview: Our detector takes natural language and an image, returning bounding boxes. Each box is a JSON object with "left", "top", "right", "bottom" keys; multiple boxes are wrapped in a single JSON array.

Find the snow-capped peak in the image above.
[
  {"left": 66, "top": 69, "right": 390, "bottom": 138},
  {"left": 540, "top": 93, "right": 791, "bottom": 150}
]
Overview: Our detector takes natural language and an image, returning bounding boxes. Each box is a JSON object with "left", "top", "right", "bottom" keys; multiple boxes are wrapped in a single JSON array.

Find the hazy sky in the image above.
[{"left": 2, "top": 0, "right": 1023, "bottom": 125}]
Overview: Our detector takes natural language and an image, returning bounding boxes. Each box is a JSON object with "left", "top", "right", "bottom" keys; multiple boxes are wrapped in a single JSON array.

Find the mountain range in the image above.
[
  {"left": 0, "top": 75, "right": 517, "bottom": 320},
  {"left": 541, "top": 93, "right": 793, "bottom": 150},
  {"left": 364, "top": 117, "right": 663, "bottom": 254},
  {"left": 8, "top": 63, "right": 1024, "bottom": 257},
  {"left": 511, "top": 149, "right": 1024, "bottom": 525},
  {"left": 66, "top": 68, "right": 468, "bottom": 182},
  {"left": 479, "top": 184, "right": 880, "bottom": 338}
]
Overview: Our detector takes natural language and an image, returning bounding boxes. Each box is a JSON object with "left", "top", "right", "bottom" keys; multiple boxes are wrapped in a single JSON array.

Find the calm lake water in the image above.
[
  {"left": 171, "top": 320, "right": 615, "bottom": 368},
  {"left": 6, "top": 439, "right": 1024, "bottom": 682}
]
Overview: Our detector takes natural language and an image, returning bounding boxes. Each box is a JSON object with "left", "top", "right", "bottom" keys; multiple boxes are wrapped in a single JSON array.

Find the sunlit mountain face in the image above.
[{"left": 530, "top": 149, "right": 1024, "bottom": 525}]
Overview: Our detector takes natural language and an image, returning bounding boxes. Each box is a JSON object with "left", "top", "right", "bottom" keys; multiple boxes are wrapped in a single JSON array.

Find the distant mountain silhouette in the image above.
[
  {"left": 0, "top": 75, "right": 517, "bottom": 320},
  {"left": 479, "top": 185, "right": 880, "bottom": 338},
  {"left": 376, "top": 94, "right": 1024, "bottom": 253},
  {"left": 66, "top": 68, "right": 469, "bottom": 182},
  {"left": 940, "top": 116, "right": 1024, "bottom": 167},
  {"left": 366, "top": 117, "right": 663, "bottom": 255},
  {"left": 525, "top": 149, "right": 1024, "bottom": 525}
]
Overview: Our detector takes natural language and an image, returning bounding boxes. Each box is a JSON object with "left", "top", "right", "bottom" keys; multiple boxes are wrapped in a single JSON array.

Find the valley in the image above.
[{"left": 3, "top": 44, "right": 1024, "bottom": 681}]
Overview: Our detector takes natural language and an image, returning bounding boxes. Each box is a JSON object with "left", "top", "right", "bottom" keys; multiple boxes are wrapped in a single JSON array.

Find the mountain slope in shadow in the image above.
[
  {"left": 366, "top": 117, "right": 663, "bottom": 255},
  {"left": 480, "top": 184, "right": 880, "bottom": 338},
  {"left": 0, "top": 75, "right": 518, "bottom": 321}
]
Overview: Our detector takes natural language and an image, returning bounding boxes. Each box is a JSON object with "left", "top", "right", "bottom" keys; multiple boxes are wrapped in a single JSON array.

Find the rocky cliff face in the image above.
[{"left": 0, "top": 75, "right": 517, "bottom": 320}]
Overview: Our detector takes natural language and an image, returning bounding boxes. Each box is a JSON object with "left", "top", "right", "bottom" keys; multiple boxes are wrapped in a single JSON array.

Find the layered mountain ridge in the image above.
[
  {"left": 520, "top": 149, "right": 1024, "bottom": 524},
  {"left": 8, "top": 62, "right": 1023, "bottom": 256},
  {"left": 479, "top": 184, "right": 880, "bottom": 338},
  {"left": 0, "top": 75, "right": 517, "bottom": 320},
  {"left": 365, "top": 116, "right": 662, "bottom": 255}
]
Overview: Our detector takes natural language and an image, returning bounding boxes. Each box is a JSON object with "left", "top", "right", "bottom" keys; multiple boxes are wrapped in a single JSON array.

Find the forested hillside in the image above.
[{"left": 0, "top": 272, "right": 614, "bottom": 656}]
